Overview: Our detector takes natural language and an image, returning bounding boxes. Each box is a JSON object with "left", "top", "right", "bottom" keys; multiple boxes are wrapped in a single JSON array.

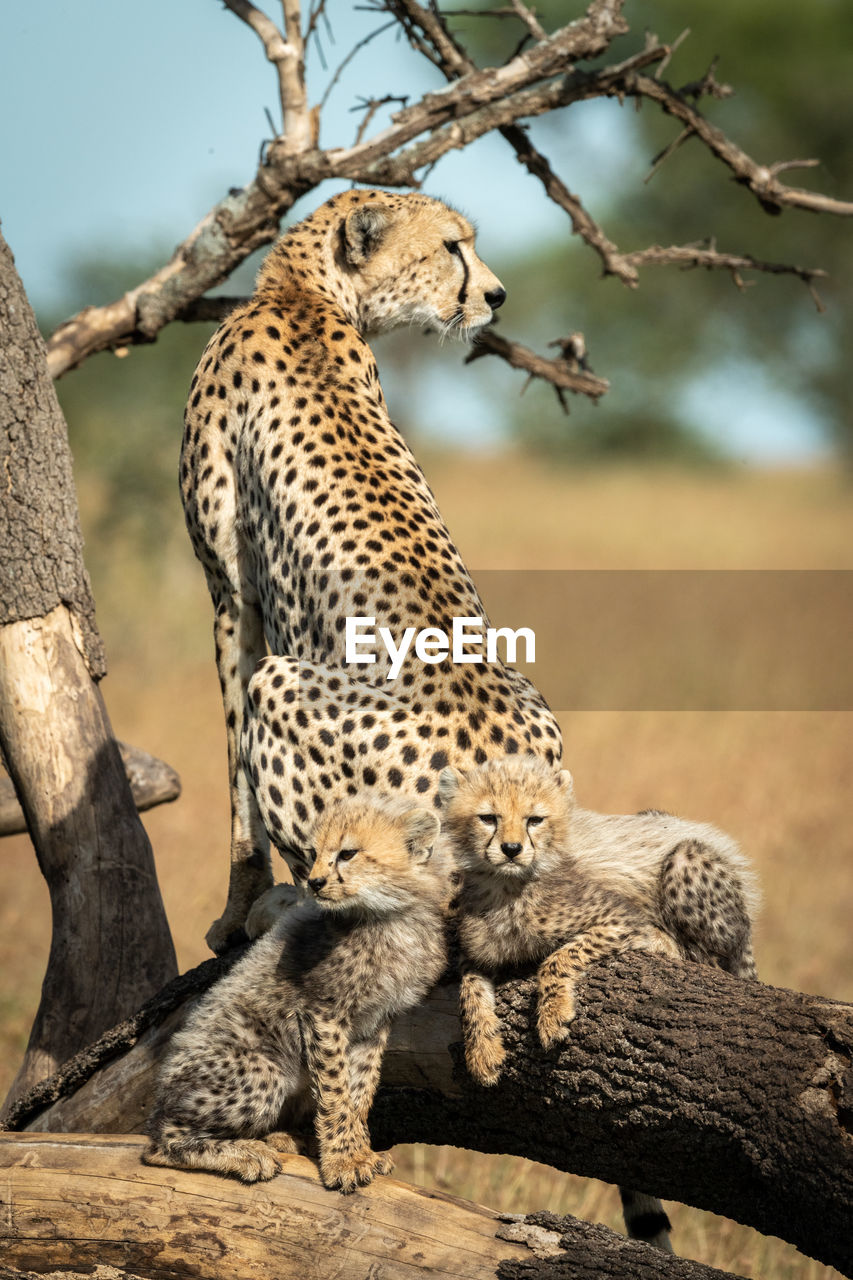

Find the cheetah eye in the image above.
[
  {"left": 337, "top": 848, "right": 358, "bottom": 863},
  {"left": 444, "top": 239, "right": 461, "bottom": 256},
  {"left": 478, "top": 813, "right": 498, "bottom": 827},
  {"left": 527, "top": 816, "right": 545, "bottom": 827}
]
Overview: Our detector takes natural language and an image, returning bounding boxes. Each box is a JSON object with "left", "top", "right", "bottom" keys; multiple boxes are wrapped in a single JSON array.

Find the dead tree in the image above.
[
  {"left": 43, "top": 0, "right": 849, "bottom": 396},
  {"left": 2, "top": 3, "right": 852, "bottom": 1276},
  {"left": 0, "top": 1134, "right": 750, "bottom": 1280},
  {"left": 0, "top": 229, "right": 178, "bottom": 1117},
  {"left": 3, "top": 953, "right": 851, "bottom": 1277}
]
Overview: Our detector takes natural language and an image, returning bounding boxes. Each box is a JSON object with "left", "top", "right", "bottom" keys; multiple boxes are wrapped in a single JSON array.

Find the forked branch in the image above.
[{"left": 42, "top": 0, "right": 849, "bottom": 400}]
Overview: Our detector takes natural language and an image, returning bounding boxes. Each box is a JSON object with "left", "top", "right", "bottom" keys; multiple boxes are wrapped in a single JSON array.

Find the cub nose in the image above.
[
  {"left": 501, "top": 842, "right": 522, "bottom": 860},
  {"left": 308, "top": 875, "right": 327, "bottom": 893},
  {"left": 485, "top": 285, "right": 507, "bottom": 311}
]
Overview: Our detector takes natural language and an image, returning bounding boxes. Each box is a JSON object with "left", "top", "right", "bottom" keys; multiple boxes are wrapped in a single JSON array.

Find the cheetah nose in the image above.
[
  {"left": 485, "top": 286, "right": 507, "bottom": 311},
  {"left": 501, "top": 842, "right": 522, "bottom": 860},
  {"left": 308, "top": 875, "right": 327, "bottom": 894}
]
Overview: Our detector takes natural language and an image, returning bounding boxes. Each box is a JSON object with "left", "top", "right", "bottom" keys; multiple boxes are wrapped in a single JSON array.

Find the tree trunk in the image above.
[
  {"left": 4, "top": 954, "right": 851, "bottom": 1276},
  {"left": 0, "top": 1133, "right": 745, "bottom": 1280},
  {"left": 0, "top": 227, "right": 178, "bottom": 1116}
]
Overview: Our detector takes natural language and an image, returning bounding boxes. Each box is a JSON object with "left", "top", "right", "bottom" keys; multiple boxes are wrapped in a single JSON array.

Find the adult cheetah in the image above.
[{"left": 181, "top": 189, "right": 562, "bottom": 952}]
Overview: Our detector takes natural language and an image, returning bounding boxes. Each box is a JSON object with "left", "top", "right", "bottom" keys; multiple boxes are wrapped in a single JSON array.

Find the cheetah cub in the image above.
[
  {"left": 144, "top": 798, "right": 448, "bottom": 1193},
  {"left": 438, "top": 759, "right": 683, "bottom": 1088},
  {"left": 440, "top": 756, "right": 758, "bottom": 1087}
]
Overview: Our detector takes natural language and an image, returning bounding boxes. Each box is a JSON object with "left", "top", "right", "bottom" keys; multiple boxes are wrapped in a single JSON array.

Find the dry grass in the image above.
[{"left": 2, "top": 458, "right": 851, "bottom": 1279}]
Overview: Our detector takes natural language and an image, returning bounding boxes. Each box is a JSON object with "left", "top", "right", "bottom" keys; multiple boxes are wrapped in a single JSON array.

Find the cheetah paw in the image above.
[
  {"left": 225, "top": 1139, "right": 283, "bottom": 1183},
  {"left": 466, "top": 1033, "right": 507, "bottom": 1086},
  {"left": 205, "top": 914, "right": 249, "bottom": 956},
  {"left": 321, "top": 1147, "right": 392, "bottom": 1194},
  {"left": 264, "top": 1130, "right": 306, "bottom": 1155},
  {"left": 536, "top": 989, "right": 576, "bottom": 1051}
]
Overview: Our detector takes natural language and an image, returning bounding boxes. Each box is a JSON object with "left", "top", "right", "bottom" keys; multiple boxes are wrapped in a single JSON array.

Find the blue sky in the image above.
[{"left": 0, "top": 2, "right": 833, "bottom": 460}]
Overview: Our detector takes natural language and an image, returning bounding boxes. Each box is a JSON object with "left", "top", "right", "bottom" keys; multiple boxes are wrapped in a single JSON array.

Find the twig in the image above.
[
  {"left": 319, "top": 18, "right": 397, "bottom": 110},
  {"left": 644, "top": 124, "right": 694, "bottom": 183},
  {"left": 509, "top": 0, "right": 547, "bottom": 42},
  {"left": 351, "top": 94, "right": 410, "bottom": 146}
]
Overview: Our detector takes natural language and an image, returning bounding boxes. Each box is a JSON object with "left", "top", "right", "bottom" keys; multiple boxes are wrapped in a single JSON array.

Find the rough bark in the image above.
[
  {"left": 0, "top": 228, "right": 103, "bottom": 676},
  {"left": 0, "top": 1134, "right": 745, "bottom": 1280},
  {"left": 4, "top": 954, "right": 851, "bottom": 1276},
  {"left": 0, "top": 230, "right": 178, "bottom": 1117},
  {"left": 0, "top": 740, "right": 181, "bottom": 836}
]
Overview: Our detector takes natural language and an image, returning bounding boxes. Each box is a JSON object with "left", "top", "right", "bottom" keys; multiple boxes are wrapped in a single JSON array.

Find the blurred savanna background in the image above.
[{"left": 1, "top": 1, "right": 851, "bottom": 1277}]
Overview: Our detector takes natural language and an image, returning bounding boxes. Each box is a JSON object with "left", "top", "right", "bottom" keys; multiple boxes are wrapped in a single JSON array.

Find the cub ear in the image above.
[
  {"left": 403, "top": 807, "right": 441, "bottom": 864},
  {"left": 556, "top": 770, "right": 575, "bottom": 802},
  {"left": 437, "top": 766, "right": 465, "bottom": 807},
  {"left": 342, "top": 202, "right": 393, "bottom": 266}
]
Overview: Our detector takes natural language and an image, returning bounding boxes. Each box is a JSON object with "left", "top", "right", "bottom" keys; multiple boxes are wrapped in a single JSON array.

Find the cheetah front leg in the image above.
[
  {"left": 459, "top": 969, "right": 507, "bottom": 1086},
  {"left": 345, "top": 1026, "right": 395, "bottom": 1181},
  {"left": 302, "top": 1016, "right": 388, "bottom": 1194},
  {"left": 206, "top": 589, "right": 273, "bottom": 954},
  {"left": 536, "top": 924, "right": 680, "bottom": 1050}
]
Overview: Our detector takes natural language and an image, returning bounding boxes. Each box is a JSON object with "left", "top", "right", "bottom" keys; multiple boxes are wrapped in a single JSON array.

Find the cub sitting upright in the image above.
[
  {"left": 144, "top": 797, "right": 448, "bottom": 1193},
  {"left": 180, "top": 188, "right": 561, "bottom": 953}
]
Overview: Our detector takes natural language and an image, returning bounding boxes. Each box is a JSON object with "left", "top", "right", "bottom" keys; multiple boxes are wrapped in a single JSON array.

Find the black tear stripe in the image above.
[{"left": 457, "top": 248, "right": 471, "bottom": 305}]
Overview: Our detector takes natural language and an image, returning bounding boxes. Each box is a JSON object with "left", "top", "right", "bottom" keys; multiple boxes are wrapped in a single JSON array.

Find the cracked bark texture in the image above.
[
  {"left": 0, "top": 228, "right": 103, "bottom": 675},
  {"left": 0, "top": 227, "right": 177, "bottom": 1116}
]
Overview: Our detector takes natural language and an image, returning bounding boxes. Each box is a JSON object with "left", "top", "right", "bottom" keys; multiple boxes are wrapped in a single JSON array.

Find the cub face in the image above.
[
  {"left": 439, "top": 758, "right": 574, "bottom": 878},
  {"left": 307, "top": 798, "right": 441, "bottom": 914},
  {"left": 341, "top": 195, "right": 506, "bottom": 339}
]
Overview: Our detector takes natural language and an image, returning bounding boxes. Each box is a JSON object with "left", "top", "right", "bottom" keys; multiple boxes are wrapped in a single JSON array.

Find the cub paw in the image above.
[
  {"left": 264, "top": 1130, "right": 305, "bottom": 1155},
  {"left": 321, "top": 1147, "right": 389, "bottom": 1194},
  {"left": 466, "top": 1032, "right": 507, "bottom": 1086},
  {"left": 536, "top": 988, "right": 576, "bottom": 1051},
  {"left": 226, "top": 1139, "right": 282, "bottom": 1182}
]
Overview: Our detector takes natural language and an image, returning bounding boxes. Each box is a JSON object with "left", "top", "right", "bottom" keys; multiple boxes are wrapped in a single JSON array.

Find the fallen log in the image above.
[
  {"left": 0, "top": 741, "right": 181, "bottom": 837},
  {"left": 0, "top": 1133, "right": 745, "bottom": 1280},
  {"left": 3, "top": 953, "right": 851, "bottom": 1275}
]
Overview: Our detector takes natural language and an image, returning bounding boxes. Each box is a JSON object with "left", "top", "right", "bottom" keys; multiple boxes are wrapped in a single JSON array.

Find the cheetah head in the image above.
[
  {"left": 438, "top": 757, "right": 574, "bottom": 878},
  {"left": 306, "top": 796, "right": 442, "bottom": 915},
  {"left": 339, "top": 191, "right": 506, "bottom": 340}
]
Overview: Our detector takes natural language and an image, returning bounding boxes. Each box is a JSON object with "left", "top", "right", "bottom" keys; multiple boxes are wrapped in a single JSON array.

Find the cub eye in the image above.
[
  {"left": 444, "top": 239, "right": 461, "bottom": 256},
  {"left": 337, "top": 848, "right": 358, "bottom": 862},
  {"left": 527, "top": 816, "right": 545, "bottom": 827},
  {"left": 478, "top": 813, "right": 498, "bottom": 826}
]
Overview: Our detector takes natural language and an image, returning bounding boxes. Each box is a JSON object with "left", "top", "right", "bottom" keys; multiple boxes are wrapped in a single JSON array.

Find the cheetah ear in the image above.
[
  {"left": 403, "top": 807, "right": 441, "bottom": 863},
  {"left": 437, "top": 766, "right": 465, "bottom": 807},
  {"left": 556, "top": 770, "right": 575, "bottom": 800},
  {"left": 342, "top": 203, "right": 394, "bottom": 266}
]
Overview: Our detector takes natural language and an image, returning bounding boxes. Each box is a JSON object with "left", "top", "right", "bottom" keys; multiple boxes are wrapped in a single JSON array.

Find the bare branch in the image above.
[
  {"left": 622, "top": 242, "right": 828, "bottom": 310},
  {"left": 466, "top": 329, "right": 610, "bottom": 405},
  {"left": 43, "top": 0, "right": 850, "bottom": 380},
  {"left": 279, "top": 0, "right": 314, "bottom": 151},
  {"left": 508, "top": 0, "right": 547, "bottom": 43},
  {"left": 623, "top": 70, "right": 853, "bottom": 217}
]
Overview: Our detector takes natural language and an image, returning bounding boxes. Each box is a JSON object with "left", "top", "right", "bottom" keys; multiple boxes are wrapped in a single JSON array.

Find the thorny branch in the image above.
[{"left": 42, "top": 0, "right": 850, "bottom": 398}]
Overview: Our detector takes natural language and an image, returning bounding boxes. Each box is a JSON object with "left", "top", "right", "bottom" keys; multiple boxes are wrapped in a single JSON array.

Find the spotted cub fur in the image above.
[
  {"left": 180, "top": 188, "right": 561, "bottom": 953},
  {"left": 438, "top": 761, "right": 682, "bottom": 1084},
  {"left": 144, "top": 797, "right": 448, "bottom": 1193},
  {"left": 439, "top": 755, "right": 760, "bottom": 1253}
]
